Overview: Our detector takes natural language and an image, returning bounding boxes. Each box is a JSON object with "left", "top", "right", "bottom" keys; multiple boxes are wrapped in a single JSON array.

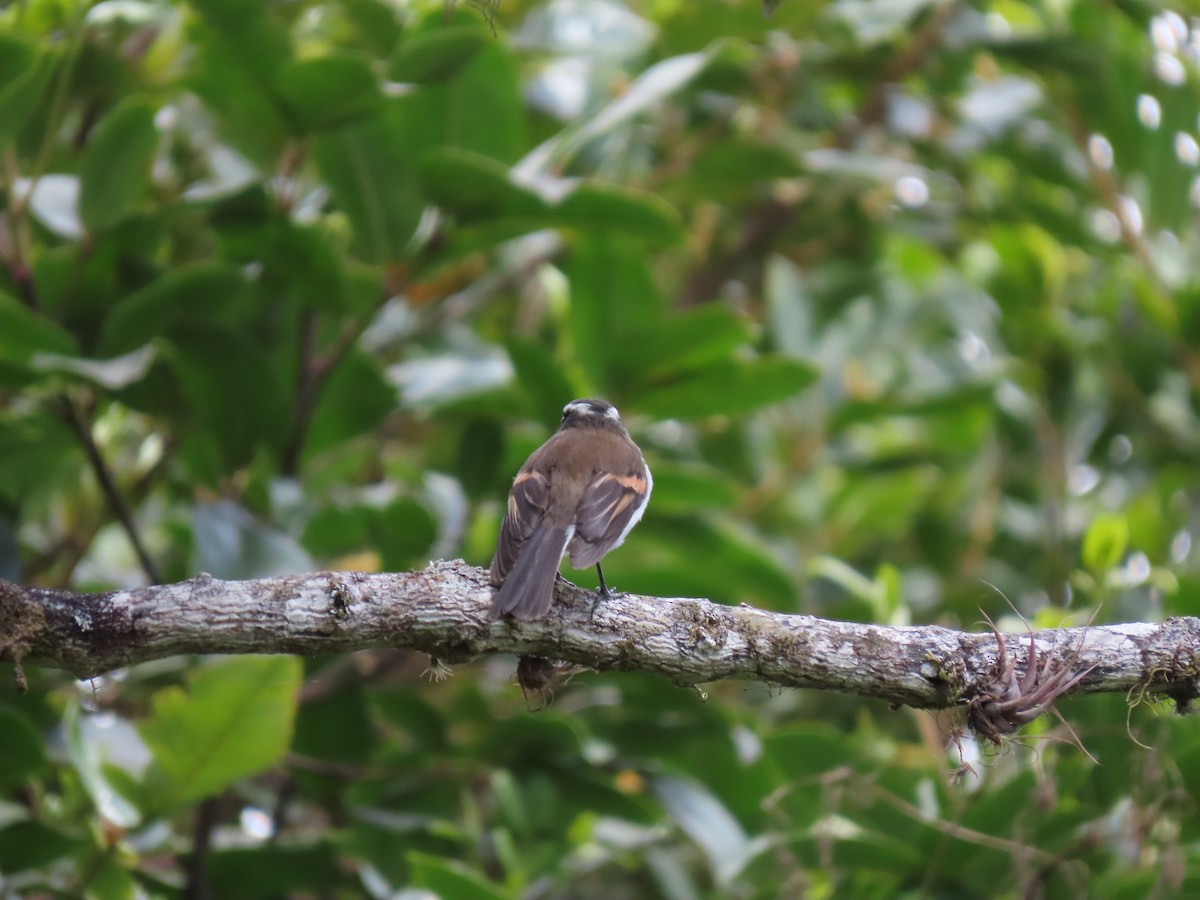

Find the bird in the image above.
[{"left": 489, "top": 399, "right": 652, "bottom": 620}]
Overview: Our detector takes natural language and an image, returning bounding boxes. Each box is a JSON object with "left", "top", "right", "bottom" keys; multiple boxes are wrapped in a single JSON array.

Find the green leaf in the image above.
[
  {"left": 167, "top": 326, "right": 289, "bottom": 471},
  {"left": 293, "top": 676, "right": 374, "bottom": 764},
  {"left": 457, "top": 415, "right": 504, "bottom": 499},
  {"left": 139, "top": 656, "right": 301, "bottom": 807},
  {"left": 79, "top": 99, "right": 158, "bottom": 234},
  {"left": 652, "top": 773, "right": 767, "bottom": 887},
  {"left": 507, "top": 339, "right": 577, "bottom": 427},
  {"left": 539, "top": 51, "right": 712, "bottom": 172},
  {"left": 565, "top": 237, "right": 664, "bottom": 389},
  {"left": 407, "top": 41, "right": 525, "bottom": 162},
  {"left": 188, "top": 0, "right": 291, "bottom": 82},
  {"left": 302, "top": 505, "right": 372, "bottom": 559},
  {"left": 64, "top": 702, "right": 141, "bottom": 827},
  {"left": 390, "top": 24, "right": 491, "bottom": 83},
  {"left": 274, "top": 52, "right": 382, "bottom": 133},
  {"left": 341, "top": 0, "right": 405, "bottom": 57},
  {"left": 637, "top": 357, "right": 817, "bottom": 419},
  {"left": 641, "top": 516, "right": 794, "bottom": 608},
  {"left": 0, "top": 706, "right": 48, "bottom": 788},
  {"left": 313, "top": 104, "right": 425, "bottom": 263},
  {"left": 209, "top": 193, "right": 347, "bottom": 311},
  {"left": 0, "top": 292, "right": 78, "bottom": 367},
  {"left": 408, "top": 850, "right": 507, "bottom": 900},
  {"left": 372, "top": 498, "right": 438, "bottom": 571},
  {"left": 1082, "top": 513, "right": 1129, "bottom": 574},
  {"left": 621, "top": 306, "right": 751, "bottom": 380},
  {"left": 0, "top": 412, "right": 78, "bottom": 505},
  {"left": 304, "top": 349, "right": 397, "bottom": 460},
  {"left": 0, "top": 821, "right": 84, "bottom": 874},
  {"left": 765, "top": 254, "right": 814, "bottom": 359},
  {"left": 369, "top": 688, "right": 449, "bottom": 753},
  {"left": 98, "top": 263, "right": 246, "bottom": 356},
  {"left": 188, "top": 32, "right": 289, "bottom": 165},
  {"left": 0, "top": 38, "right": 57, "bottom": 145},
  {"left": 421, "top": 150, "right": 548, "bottom": 220},
  {"left": 81, "top": 853, "right": 139, "bottom": 900},
  {"left": 646, "top": 462, "right": 738, "bottom": 512},
  {"left": 422, "top": 152, "right": 682, "bottom": 246},
  {"left": 208, "top": 844, "right": 343, "bottom": 896},
  {"left": 684, "top": 137, "right": 802, "bottom": 196},
  {"left": 766, "top": 724, "right": 859, "bottom": 779},
  {"left": 556, "top": 184, "right": 683, "bottom": 245},
  {"left": 192, "top": 500, "right": 314, "bottom": 579}
]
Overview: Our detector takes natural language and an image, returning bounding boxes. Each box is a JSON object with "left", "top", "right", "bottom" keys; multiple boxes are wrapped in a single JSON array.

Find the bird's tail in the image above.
[{"left": 489, "top": 524, "right": 569, "bottom": 620}]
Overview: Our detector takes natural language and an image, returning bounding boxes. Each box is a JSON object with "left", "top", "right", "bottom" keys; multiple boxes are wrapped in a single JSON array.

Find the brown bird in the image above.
[{"left": 489, "top": 399, "right": 652, "bottom": 620}]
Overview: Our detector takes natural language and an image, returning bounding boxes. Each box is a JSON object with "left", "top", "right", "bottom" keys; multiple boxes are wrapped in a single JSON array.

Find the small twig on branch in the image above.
[{"left": 2, "top": 561, "right": 1199, "bottom": 720}]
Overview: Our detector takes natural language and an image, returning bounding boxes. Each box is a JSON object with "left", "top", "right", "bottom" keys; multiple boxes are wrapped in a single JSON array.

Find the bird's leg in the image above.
[
  {"left": 595, "top": 563, "right": 614, "bottom": 597},
  {"left": 590, "top": 563, "right": 615, "bottom": 618}
]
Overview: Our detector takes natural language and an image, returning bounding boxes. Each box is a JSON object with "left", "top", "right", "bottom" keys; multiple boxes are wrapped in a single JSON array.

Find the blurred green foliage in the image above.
[{"left": 2, "top": 0, "right": 1200, "bottom": 896}]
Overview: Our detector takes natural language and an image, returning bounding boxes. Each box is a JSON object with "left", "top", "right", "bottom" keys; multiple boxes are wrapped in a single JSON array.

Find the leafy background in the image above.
[{"left": 3, "top": 0, "right": 1200, "bottom": 897}]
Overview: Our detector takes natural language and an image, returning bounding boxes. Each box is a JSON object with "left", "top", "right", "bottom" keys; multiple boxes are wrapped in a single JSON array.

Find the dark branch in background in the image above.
[
  {"left": 182, "top": 796, "right": 218, "bottom": 900},
  {"left": 281, "top": 309, "right": 320, "bottom": 478},
  {"left": 280, "top": 308, "right": 382, "bottom": 477},
  {"left": 57, "top": 394, "right": 162, "bottom": 584},
  {"left": 22, "top": 434, "right": 175, "bottom": 586},
  {"left": 3, "top": 561, "right": 1199, "bottom": 729}
]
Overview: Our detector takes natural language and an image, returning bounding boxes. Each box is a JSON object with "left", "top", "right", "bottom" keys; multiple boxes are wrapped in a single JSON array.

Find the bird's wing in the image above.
[
  {"left": 567, "top": 467, "right": 649, "bottom": 568},
  {"left": 490, "top": 469, "right": 551, "bottom": 583}
]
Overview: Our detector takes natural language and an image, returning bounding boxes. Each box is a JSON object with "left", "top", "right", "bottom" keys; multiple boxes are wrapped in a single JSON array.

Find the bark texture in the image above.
[{"left": 2, "top": 559, "right": 1199, "bottom": 713}]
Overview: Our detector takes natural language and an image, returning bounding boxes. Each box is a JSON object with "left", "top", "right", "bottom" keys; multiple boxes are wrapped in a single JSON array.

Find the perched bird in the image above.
[{"left": 490, "top": 399, "right": 652, "bottom": 620}]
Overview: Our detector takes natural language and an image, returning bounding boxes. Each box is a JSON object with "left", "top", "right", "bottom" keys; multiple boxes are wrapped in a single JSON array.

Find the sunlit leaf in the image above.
[
  {"left": 139, "top": 656, "right": 301, "bottom": 807},
  {"left": 1082, "top": 513, "right": 1130, "bottom": 574}
]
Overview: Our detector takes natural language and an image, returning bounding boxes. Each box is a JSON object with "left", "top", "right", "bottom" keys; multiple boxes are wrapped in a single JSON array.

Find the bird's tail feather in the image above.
[{"left": 490, "top": 525, "right": 568, "bottom": 620}]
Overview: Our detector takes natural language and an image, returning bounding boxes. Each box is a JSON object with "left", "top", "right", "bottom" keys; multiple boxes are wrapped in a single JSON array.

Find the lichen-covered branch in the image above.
[{"left": 2, "top": 559, "right": 1199, "bottom": 712}]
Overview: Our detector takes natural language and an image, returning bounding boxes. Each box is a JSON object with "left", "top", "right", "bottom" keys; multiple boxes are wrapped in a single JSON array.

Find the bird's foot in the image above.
[{"left": 589, "top": 584, "right": 616, "bottom": 619}]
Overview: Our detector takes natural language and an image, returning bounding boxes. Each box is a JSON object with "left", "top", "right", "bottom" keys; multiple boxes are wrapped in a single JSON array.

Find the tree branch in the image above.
[
  {"left": 58, "top": 394, "right": 161, "bottom": 584},
  {"left": 2, "top": 560, "right": 1198, "bottom": 715}
]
